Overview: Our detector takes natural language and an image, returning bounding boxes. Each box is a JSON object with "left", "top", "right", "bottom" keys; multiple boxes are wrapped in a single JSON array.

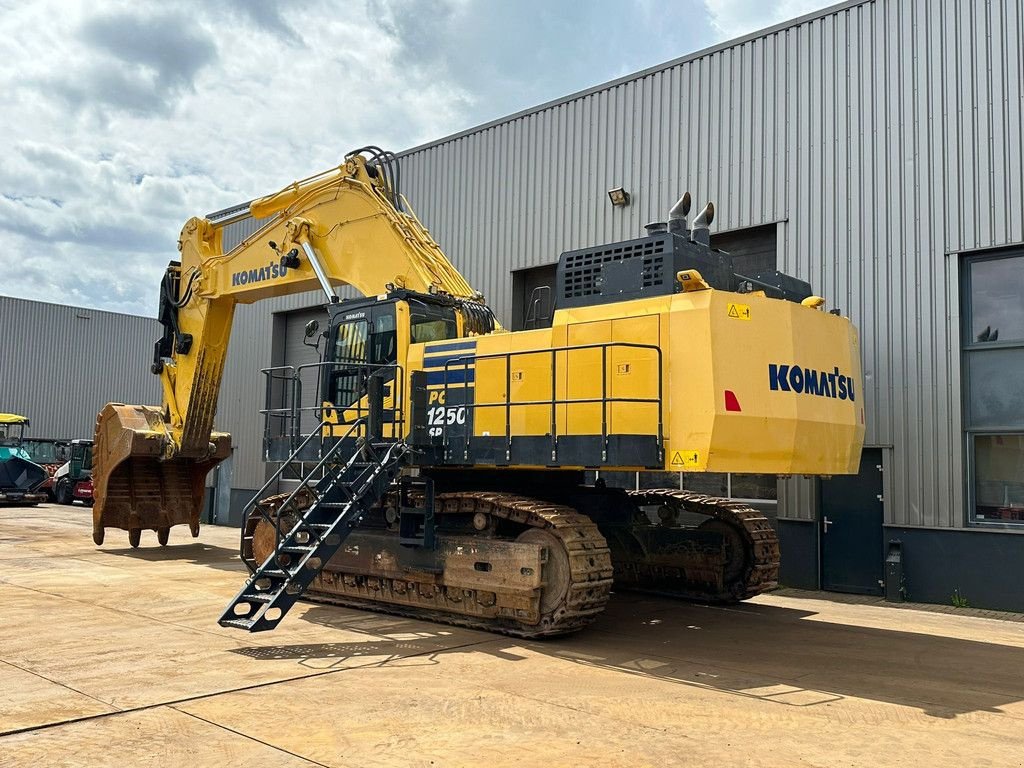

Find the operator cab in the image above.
[
  {"left": 70, "top": 440, "right": 94, "bottom": 477},
  {"left": 0, "top": 416, "right": 28, "bottom": 450},
  {"left": 321, "top": 291, "right": 461, "bottom": 417},
  {"left": 265, "top": 290, "right": 493, "bottom": 462}
]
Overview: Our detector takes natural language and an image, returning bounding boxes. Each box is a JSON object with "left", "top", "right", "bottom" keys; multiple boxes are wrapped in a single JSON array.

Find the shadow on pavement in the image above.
[
  {"left": 230, "top": 593, "right": 1024, "bottom": 719},
  {"left": 100, "top": 542, "right": 245, "bottom": 573}
]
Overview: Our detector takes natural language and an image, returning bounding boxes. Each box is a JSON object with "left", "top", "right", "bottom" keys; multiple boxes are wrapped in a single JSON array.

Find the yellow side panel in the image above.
[
  {"left": 545, "top": 314, "right": 662, "bottom": 438},
  {"left": 608, "top": 315, "right": 660, "bottom": 436},
  {"left": 473, "top": 354, "right": 507, "bottom": 437},
  {"left": 469, "top": 328, "right": 557, "bottom": 438},
  {"left": 510, "top": 350, "right": 556, "bottom": 436},
  {"left": 563, "top": 321, "right": 610, "bottom": 434}
]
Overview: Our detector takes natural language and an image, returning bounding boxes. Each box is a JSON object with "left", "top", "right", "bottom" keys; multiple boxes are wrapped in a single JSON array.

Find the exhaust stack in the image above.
[
  {"left": 667, "top": 192, "right": 691, "bottom": 235},
  {"left": 690, "top": 202, "right": 715, "bottom": 246}
]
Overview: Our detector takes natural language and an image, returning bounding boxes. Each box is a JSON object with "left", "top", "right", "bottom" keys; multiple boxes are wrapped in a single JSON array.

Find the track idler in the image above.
[{"left": 91, "top": 403, "right": 230, "bottom": 547}]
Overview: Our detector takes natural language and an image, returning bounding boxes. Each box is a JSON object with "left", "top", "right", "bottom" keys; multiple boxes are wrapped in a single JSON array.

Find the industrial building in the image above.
[
  {"left": 0, "top": 295, "right": 159, "bottom": 438},
  {"left": 3, "top": 0, "right": 1022, "bottom": 611}
]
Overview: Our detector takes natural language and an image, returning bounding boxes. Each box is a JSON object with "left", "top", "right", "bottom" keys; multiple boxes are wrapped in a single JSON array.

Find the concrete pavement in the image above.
[{"left": 2, "top": 504, "right": 1022, "bottom": 767}]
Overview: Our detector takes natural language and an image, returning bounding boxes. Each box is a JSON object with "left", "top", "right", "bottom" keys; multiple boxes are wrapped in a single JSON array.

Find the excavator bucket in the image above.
[{"left": 92, "top": 403, "right": 231, "bottom": 547}]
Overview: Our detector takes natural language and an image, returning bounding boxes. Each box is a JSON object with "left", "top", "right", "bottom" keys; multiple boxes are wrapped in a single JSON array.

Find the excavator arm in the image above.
[{"left": 92, "top": 150, "right": 491, "bottom": 547}]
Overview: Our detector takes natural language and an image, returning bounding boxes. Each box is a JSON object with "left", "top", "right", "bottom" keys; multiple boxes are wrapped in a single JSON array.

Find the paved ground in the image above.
[{"left": 2, "top": 503, "right": 1023, "bottom": 767}]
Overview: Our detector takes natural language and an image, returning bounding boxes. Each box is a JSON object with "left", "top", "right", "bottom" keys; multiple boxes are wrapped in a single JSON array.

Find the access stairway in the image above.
[{"left": 218, "top": 430, "right": 410, "bottom": 632}]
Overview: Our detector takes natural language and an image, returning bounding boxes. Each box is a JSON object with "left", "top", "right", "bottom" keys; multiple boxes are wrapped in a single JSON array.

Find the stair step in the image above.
[
  {"left": 259, "top": 568, "right": 290, "bottom": 578},
  {"left": 219, "top": 618, "right": 255, "bottom": 630},
  {"left": 221, "top": 440, "right": 411, "bottom": 633},
  {"left": 243, "top": 593, "right": 275, "bottom": 604},
  {"left": 279, "top": 545, "right": 315, "bottom": 554}
]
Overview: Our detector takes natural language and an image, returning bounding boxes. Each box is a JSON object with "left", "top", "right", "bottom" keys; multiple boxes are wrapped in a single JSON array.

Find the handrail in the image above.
[
  {"left": 246, "top": 418, "right": 332, "bottom": 512},
  {"left": 295, "top": 360, "right": 405, "bottom": 428},
  {"left": 270, "top": 416, "right": 369, "bottom": 553},
  {"left": 239, "top": 415, "right": 331, "bottom": 571},
  {"left": 239, "top": 415, "right": 369, "bottom": 574},
  {"left": 248, "top": 358, "right": 409, "bottom": 574},
  {"left": 259, "top": 365, "right": 300, "bottom": 458},
  {"left": 259, "top": 360, "right": 407, "bottom": 460},
  {"left": 440, "top": 341, "right": 664, "bottom": 463}
]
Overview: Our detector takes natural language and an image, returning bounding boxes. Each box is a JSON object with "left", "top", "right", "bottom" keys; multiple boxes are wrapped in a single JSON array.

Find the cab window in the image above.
[
  {"left": 410, "top": 301, "right": 458, "bottom": 344},
  {"left": 327, "top": 303, "right": 399, "bottom": 410}
]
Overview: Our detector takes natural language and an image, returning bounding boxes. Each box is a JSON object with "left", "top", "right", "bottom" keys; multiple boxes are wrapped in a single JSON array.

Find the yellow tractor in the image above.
[{"left": 92, "top": 147, "right": 864, "bottom": 635}]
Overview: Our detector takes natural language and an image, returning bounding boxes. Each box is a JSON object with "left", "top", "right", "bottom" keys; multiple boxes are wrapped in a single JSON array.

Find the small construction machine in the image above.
[
  {"left": 92, "top": 147, "right": 864, "bottom": 636},
  {"left": 0, "top": 414, "right": 49, "bottom": 505},
  {"left": 21, "top": 438, "right": 71, "bottom": 500},
  {"left": 53, "top": 439, "right": 94, "bottom": 507}
]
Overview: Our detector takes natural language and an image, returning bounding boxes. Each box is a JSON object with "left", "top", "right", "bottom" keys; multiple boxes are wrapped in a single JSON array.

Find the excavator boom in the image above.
[{"left": 92, "top": 150, "right": 492, "bottom": 547}]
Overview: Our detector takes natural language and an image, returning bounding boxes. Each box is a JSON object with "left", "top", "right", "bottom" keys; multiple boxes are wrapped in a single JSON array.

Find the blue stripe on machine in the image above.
[
  {"left": 426, "top": 369, "right": 476, "bottom": 386},
  {"left": 423, "top": 340, "right": 478, "bottom": 355},
  {"left": 423, "top": 354, "right": 475, "bottom": 370}
]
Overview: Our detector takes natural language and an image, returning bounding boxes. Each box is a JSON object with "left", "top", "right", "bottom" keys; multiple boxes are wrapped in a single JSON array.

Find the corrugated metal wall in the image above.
[
  {"left": 215, "top": 290, "right": 328, "bottom": 490},
  {"left": 220, "top": 0, "right": 1024, "bottom": 530},
  {"left": 0, "top": 296, "right": 160, "bottom": 439}
]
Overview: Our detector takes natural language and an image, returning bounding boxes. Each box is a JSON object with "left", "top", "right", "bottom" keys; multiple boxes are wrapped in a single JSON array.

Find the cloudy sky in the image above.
[{"left": 0, "top": 0, "right": 832, "bottom": 316}]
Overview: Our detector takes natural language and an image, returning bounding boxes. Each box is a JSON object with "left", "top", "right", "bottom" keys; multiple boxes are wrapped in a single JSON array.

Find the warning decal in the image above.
[
  {"left": 726, "top": 302, "right": 751, "bottom": 320},
  {"left": 670, "top": 450, "right": 701, "bottom": 468}
]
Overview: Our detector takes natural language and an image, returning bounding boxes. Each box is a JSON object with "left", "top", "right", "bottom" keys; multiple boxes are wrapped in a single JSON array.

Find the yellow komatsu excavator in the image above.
[{"left": 93, "top": 147, "right": 864, "bottom": 636}]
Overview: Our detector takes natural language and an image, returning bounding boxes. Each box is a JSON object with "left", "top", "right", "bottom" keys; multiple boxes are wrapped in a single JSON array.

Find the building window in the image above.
[
  {"left": 962, "top": 249, "right": 1024, "bottom": 526},
  {"left": 973, "top": 435, "right": 1024, "bottom": 523}
]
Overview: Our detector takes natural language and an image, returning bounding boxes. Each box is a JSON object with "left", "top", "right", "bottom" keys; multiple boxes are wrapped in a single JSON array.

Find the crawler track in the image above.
[
  {"left": 622, "top": 489, "right": 780, "bottom": 601},
  {"left": 247, "top": 491, "right": 613, "bottom": 637}
]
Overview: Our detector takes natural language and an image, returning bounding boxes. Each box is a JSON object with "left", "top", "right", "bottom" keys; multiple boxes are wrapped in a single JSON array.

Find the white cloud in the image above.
[
  {"left": 0, "top": 0, "right": 473, "bottom": 315},
  {"left": 702, "top": 0, "right": 836, "bottom": 40},
  {"left": 0, "top": 0, "right": 821, "bottom": 316}
]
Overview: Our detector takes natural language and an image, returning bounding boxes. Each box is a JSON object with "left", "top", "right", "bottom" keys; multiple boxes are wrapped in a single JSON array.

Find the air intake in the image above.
[{"left": 558, "top": 236, "right": 669, "bottom": 303}]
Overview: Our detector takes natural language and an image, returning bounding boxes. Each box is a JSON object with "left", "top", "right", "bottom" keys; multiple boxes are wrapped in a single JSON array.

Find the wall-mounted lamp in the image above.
[{"left": 607, "top": 187, "right": 630, "bottom": 207}]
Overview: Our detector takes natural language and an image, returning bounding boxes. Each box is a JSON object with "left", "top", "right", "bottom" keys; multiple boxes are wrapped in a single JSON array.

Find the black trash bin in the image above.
[{"left": 884, "top": 539, "right": 903, "bottom": 602}]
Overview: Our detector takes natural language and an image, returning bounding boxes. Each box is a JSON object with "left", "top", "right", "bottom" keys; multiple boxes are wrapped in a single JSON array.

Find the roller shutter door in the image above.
[{"left": 283, "top": 306, "right": 331, "bottom": 434}]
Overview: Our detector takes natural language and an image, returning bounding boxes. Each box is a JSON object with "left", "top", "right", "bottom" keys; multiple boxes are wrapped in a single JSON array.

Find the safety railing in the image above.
[
  {"left": 260, "top": 360, "right": 406, "bottom": 465},
  {"left": 239, "top": 416, "right": 365, "bottom": 573},
  {"left": 440, "top": 341, "right": 663, "bottom": 464},
  {"left": 244, "top": 354, "right": 406, "bottom": 573},
  {"left": 261, "top": 364, "right": 300, "bottom": 461}
]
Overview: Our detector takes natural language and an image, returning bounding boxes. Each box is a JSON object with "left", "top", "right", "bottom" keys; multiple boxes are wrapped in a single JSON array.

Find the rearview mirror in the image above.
[{"left": 304, "top": 319, "right": 320, "bottom": 338}]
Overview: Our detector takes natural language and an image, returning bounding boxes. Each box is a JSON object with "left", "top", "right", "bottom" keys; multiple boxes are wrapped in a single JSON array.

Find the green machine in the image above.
[{"left": 53, "top": 440, "right": 94, "bottom": 505}]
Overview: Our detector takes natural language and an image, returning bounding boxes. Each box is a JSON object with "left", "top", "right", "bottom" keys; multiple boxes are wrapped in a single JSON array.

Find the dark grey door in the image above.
[
  {"left": 284, "top": 307, "right": 330, "bottom": 434},
  {"left": 820, "top": 448, "right": 884, "bottom": 595},
  {"left": 511, "top": 264, "right": 557, "bottom": 330},
  {"left": 711, "top": 223, "right": 777, "bottom": 276}
]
